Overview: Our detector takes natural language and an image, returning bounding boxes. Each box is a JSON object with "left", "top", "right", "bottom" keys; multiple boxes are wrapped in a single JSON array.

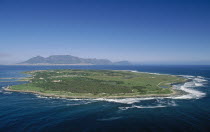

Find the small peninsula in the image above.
[{"left": 7, "top": 70, "right": 187, "bottom": 98}]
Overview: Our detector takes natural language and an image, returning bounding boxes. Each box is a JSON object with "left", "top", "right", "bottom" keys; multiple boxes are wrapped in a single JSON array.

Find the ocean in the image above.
[{"left": 0, "top": 65, "right": 209, "bottom": 132}]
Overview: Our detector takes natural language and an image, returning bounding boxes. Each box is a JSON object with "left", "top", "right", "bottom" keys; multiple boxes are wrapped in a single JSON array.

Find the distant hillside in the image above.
[
  {"left": 20, "top": 55, "right": 131, "bottom": 65},
  {"left": 113, "top": 61, "right": 131, "bottom": 65}
]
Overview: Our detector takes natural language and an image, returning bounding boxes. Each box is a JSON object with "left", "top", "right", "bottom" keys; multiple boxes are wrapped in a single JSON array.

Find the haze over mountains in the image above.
[{"left": 20, "top": 55, "right": 131, "bottom": 65}]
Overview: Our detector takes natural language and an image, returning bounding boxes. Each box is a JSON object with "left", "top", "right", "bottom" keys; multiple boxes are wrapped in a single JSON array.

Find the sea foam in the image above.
[
  {"left": 118, "top": 100, "right": 177, "bottom": 110},
  {"left": 169, "top": 75, "right": 206, "bottom": 99}
]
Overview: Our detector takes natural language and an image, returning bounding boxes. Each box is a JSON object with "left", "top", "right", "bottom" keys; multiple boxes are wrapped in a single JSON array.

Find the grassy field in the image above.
[{"left": 9, "top": 69, "right": 187, "bottom": 98}]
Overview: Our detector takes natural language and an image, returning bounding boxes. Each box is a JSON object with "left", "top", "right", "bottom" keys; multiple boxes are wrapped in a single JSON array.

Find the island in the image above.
[{"left": 6, "top": 70, "right": 187, "bottom": 98}]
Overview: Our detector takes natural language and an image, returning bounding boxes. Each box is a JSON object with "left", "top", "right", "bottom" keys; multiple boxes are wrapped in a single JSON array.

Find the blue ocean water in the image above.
[{"left": 0, "top": 65, "right": 209, "bottom": 132}]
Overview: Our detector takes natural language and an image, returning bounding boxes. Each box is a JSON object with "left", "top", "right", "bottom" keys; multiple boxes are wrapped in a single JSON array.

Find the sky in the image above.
[{"left": 0, "top": 0, "right": 210, "bottom": 64}]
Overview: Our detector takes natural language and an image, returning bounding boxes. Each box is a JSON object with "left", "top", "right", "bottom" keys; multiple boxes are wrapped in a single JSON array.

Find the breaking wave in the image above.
[
  {"left": 119, "top": 105, "right": 166, "bottom": 110},
  {"left": 169, "top": 75, "right": 207, "bottom": 99},
  {"left": 0, "top": 87, "right": 12, "bottom": 94},
  {"left": 94, "top": 98, "right": 155, "bottom": 104},
  {"left": 118, "top": 100, "right": 177, "bottom": 110}
]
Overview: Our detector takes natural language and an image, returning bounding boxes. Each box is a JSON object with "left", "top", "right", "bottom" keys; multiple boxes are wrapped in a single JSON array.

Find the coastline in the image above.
[
  {"left": 3, "top": 69, "right": 188, "bottom": 99},
  {"left": 4, "top": 86, "right": 182, "bottom": 99},
  {"left": 5, "top": 63, "right": 94, "bottom": 66}
]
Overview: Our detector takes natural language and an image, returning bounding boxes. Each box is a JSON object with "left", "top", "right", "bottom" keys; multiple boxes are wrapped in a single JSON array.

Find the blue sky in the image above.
[{"left": 0, "top": 0, "right": 210, "bottom": 64}]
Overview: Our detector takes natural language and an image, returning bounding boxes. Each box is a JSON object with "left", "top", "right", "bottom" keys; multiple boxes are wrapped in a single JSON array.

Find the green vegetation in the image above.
[{"left": 10, "top": 70, "right": 187, "bottom": 98}]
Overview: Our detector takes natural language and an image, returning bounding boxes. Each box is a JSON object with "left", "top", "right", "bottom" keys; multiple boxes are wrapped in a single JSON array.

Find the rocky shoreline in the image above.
[{"left": 4, "top": 86, "right": 184, "bottom": 99}]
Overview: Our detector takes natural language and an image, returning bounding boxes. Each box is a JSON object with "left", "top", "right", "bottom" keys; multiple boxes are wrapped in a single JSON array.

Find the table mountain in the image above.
[{"left": 20, "top": 55, "right": 131, "bottom": 65}]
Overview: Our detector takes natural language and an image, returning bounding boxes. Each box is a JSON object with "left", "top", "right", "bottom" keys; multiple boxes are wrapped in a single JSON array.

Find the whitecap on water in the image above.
[
  {"left": 3, "top": 92, "right": 12, "bottom": 94},
  {"left": 65, "top": 101, "right": 92, "bottom": 106},
  {"left": 94, "top": 97, "right": 156, "bottom": 104},
  {"left": 119, "top": 104, "right": 166, "bottom": 110},
  {"left": 168, "top": 75, "right": 206, "bottom": 99},
  {"left": 0, "top": 87, "right": 12, "bottom": 94},
  {"left": 35, "top": 94, "right": 51, "bottom": 99},
  {"left": 0, "top": 90, "right": 12, "bottom": 95},
  {"left": 35, "top": 95, "right": 96, "bottom": 106},
  {"left": 118, "top": 100, "right": 177, "bottom": 110}
]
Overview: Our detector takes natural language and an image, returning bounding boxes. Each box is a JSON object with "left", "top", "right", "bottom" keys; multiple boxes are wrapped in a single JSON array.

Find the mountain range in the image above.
[{"left": 19, "top": 55, "right": 131, "bottom": 65}]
